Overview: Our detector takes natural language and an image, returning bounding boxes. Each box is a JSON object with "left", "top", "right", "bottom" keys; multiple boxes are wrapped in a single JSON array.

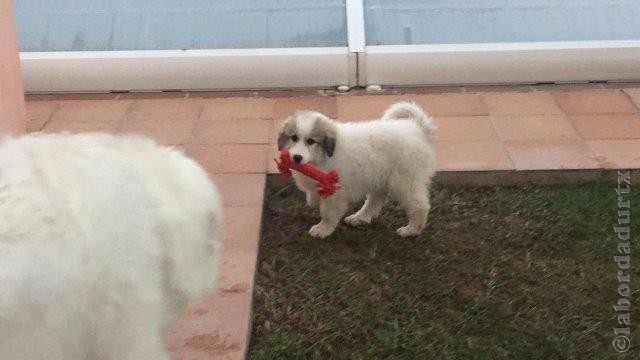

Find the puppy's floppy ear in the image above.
[
  {"left": 277, "top": 132, "right": 288, "bottom": 150},
  {"left": 322, "top": 136, "right": 336, "bottom": 157},
  {"left": 311, "top": 114, "right": 337, "bottom": 157},
  {"left": 277, "top": 116, "right": 297, "bottom": 150}
]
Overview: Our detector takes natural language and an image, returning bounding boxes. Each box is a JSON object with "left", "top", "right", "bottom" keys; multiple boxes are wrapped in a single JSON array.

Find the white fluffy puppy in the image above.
[
  {"left": 277, "top": 102, "right": 436, "bottom": 238},
  {"left": 0, "top": 133, "right": 222, "bottom": 360}
]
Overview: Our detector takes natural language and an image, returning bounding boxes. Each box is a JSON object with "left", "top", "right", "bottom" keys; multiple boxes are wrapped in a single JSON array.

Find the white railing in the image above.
[{"left": 20, "top": 0, "right": 640, "bottom": 92}]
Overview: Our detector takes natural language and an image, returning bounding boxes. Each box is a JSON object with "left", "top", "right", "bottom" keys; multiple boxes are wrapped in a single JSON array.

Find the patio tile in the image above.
[
  {"left": 25, "top": 101, "right": 59, "bottom": 132},
  {"left": 212, "top": 174, "right": 266, "bottom": 207},
  {"left": 48, "top": 93, "right": 118, "bottom": 101},
  {"left": 433, "top": 116, "right": 499, "bottom": 142},
  {"left": 464, "top": 84, "right": 533, "bottom": 93},
  {"left": 552, "top": 90, "right": 637, "bottom": 114},
  {"left": 482, "top": 92, "right": 562, "bottom": 115},
  {"left": 504, "top": 140, "right": 599, "bottom": 170},
  {"left": 434, "top": 141, "right": 513, "bottom": 171},
  {"left": 399, "top": 85, "right": 465, "bottom": 94},
  {"left": 587, "top": 140, "right": 640, "bottom": 169},
  {"left": 490, "top": 115, "right": 579, "bottom": 140},
  {"left": 412, "top": 94, "right": 489, "bottom": 117},
  {"left": 273, "top": 96, "right": 338, "bottom": 119},
  {"left": 192, "top": 118, "right": 272, "bottom": 145},
  {"left": 43, "top": 120, "right": 119, "bottom": 134},
  {"left": 185, "top": 144, "right": 269, "bottom": 174},
  {"left": 336, "top": 95, "right": 403, "bottom": 121},
  {"left": 125, "top": 99, "right": 203, "bottom": 123},
  {"left": 167, "top": 205, "right": 263, "bottom": 360},
  {"left": 50, "top": 100, "right": 132, "bottom": 123},
  {"left": 530, "top": 82, "right": 605, "bottom": 92},
  {"left": 336, "top": 94, "right": 488, "bottom": 121},
  {"left": 267, "top": 147, "right": 280, "bottom": 174},
  {"left": 569, "top": 114, "right": 640, "bottom": 139},
  {"left": 200, "top": 98, "right": 275, "bottom": 120},
  {"left": 118, "top": 91, "right": 188, "bottom": 100},
  {"left": 120, "top": 118, "right": 196, "bottom": 145},
  {"left": 167, "top": 288, "right": 251, "bottom": 360},
  {"left": 624, "top": 88, "right": 640, "bottom": 108},
  {"left": 219, "top": 205, "right": 263, "bottom": 255}
]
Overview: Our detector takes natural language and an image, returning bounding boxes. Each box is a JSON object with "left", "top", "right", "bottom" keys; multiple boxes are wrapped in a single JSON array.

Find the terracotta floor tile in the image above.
[
  {"left": 50, "top": 100, "right": 132, "bottom": 123},
  {"left": 464, "top": 84, "right": 533, "bottom": 93},
  {"left": 490, "top": 115, "right": 579, "bottom": 141},
  {"left": 126, "top": 99, "right": 203, "bottom": 123},
  {"left": 166, "top": 205, "right": 262, "bottom": 360},
  {"left": 399, "top": 85, "right": 465, "bottom": 94},
  {"left": 504, "top": 140, "right": 599, "bottom": 170},
  {"left": 273, "top": 96, "right": 338, "bottom": 119},
  {"left": 433, "top": 116, "right": 499, "bottom": 142},
  {"left": 120, "top": 118, "right": 196, "bottom": 145},
  {"left": 410, "top": 94, "right": 489, "bottom": 117},
  {"left": 167, "top": 289, "right": 251, "bottom": 360},
  {"left": 624, "top": 88, "right": 640, "bottom": 108},
  {"left": 43, "top": 120, "right": 119, "bottom": 134},
  {"left": 49, "top": 93, "right": 118, "bottom": 101},
  {"left": 336, "top": 93, "right": 488, "bottom": 121},
  {"left": 482, "top": 92, "right": 562, "bottom": 115},
  {"left": 270, "top": 118, "right": 287, "bottom": 145},
  {"left": 117, "top": 91, "right": 187, "bottom": 100},
  {"left": 552, "top": 90, "right": 637, "bottom": 114},
  {"left": 587, "top": 140, "right": 640, "bottom": 169},
  {"left": 200, "top": 98, "right": 275, "bottom": 120},
  {"left": 24, "top": 94, "right": 52, "bottom": 101},
  {"left": 220, "top": 206, "right": 263, "bottom": 254},
  {"left": 434, "top": 141, "right": 513, "bottom": 171},
  {"left": 25, "top": 101, "right": 59, "bottom": 132},
  {"left": 531, "top": 82, "right": 605, "bottom": 92},
  {"left": 185, "top": 144, "right": 269, "bottom": 174},
  {"left": 191, "top": 118, "right": 272, "bottom": 145},
  {"left": 336, "top": 95, "right": 403, "bottom": 121},
  {"left": 212, "top": 174, "right": 266, "bottom": 207},
  {"left": 267, "top": 147, "right": 280, "bottom": 174},
  {"left": 569, "top": 114, "right": 640, "bottom": 139}
]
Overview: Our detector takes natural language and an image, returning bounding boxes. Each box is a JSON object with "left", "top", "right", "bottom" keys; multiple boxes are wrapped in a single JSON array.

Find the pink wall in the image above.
[{"left": 0, "top": 0, "right": 26, "bottom": 136}]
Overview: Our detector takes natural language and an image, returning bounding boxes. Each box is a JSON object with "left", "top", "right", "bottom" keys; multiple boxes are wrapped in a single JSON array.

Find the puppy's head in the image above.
[{"left": 277, "top": 111, "right": 337, "bottom": 165}]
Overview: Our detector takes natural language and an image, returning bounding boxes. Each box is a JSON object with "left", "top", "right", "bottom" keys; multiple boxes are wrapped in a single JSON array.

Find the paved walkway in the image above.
[{"left": 24, "top": 83, "right": 640, "bottom": 359}]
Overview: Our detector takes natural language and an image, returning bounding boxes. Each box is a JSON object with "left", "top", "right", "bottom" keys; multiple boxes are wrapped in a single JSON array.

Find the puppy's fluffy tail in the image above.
[{"left": 381, "top": 102, "right": 436, "bottom": 140}]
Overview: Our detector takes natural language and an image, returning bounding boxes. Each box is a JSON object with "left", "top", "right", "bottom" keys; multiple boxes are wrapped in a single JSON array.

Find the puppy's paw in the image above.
[
  {"left": 396, "top": 226, "right": 422, "bottom": 237},
  {"left": 309, "top": 223, "right": 335, "bottom": 238},
  {"left": 344, "top": 214, "right": 371, "bottom": 226}
]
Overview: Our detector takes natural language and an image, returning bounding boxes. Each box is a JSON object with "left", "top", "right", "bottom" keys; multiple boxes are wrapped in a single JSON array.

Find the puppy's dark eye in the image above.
[
  {"left": 306, "top": 138, "right": 316, "bottom": 145},
  {"left": 291, "top": 135, "right": 299, "bottom": 142}
]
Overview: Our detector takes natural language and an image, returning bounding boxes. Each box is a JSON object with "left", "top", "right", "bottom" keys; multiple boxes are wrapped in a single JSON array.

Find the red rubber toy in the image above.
[{"left": 274, "top": 149, "right": 340, "bottom": 197}]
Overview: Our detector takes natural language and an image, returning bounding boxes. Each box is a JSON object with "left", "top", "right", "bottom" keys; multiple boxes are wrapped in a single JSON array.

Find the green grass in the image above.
[{"left": 250, "top": 182, "right": 640, "bottom": 359}]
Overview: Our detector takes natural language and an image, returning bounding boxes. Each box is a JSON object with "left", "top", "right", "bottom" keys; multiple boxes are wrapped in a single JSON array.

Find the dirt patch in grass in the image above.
[{"left": 250, "top": 182, "right": 639, "bottom": 359}]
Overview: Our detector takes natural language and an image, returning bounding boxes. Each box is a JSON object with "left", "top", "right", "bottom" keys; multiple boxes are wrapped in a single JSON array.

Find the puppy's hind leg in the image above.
[
  {"left": 309, "top": 196, "right": 349, "bottom": 238},
  {"left": 344, "top": 191, "right": 386, "bottom": 226},
  {"left": 396, "top": 185, "right": 430, "bottom": 237}
]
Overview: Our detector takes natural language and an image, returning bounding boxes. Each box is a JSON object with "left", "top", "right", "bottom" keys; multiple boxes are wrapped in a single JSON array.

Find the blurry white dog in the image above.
[
  {"left": 0, "top": 133, "right": 222, "bottom": 360},
  {"left": 277, "top": 102, "right": 436, "bottom": 238}
]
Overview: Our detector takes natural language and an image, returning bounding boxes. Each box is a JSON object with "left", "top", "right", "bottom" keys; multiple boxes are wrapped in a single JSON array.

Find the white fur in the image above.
[
  {"left": 280, "top": 101, "right": 436, "bottom": 238},
  {"left": 0, "top": 132, "right": 222, "bottom": 360}
]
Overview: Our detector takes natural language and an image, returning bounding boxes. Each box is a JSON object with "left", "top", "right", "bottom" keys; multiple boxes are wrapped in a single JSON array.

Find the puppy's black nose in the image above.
[{"left": 292, "top": 154, "right": 303, "bottom": 164}]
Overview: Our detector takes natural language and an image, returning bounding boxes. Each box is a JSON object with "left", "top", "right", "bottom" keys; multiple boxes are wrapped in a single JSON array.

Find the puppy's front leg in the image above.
[
  {"left": 309, "top": 196, "right": 348, "bottom": 238},
  {"left": 306, "top": 191, "right": 320, "bottom": 208}
]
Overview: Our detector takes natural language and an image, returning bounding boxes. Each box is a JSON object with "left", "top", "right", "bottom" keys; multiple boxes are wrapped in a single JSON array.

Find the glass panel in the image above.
[
  {"left": 14, "top": 0, "right": 347, "bottom": 51},
  {"left": 365, "top": 0, "right": 640, "bottom": 45}
]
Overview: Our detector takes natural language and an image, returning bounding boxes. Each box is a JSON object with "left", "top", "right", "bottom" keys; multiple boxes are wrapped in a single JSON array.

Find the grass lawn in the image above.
[{"left": 250, "top": 182, "right": 639, "bottom": 359}]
